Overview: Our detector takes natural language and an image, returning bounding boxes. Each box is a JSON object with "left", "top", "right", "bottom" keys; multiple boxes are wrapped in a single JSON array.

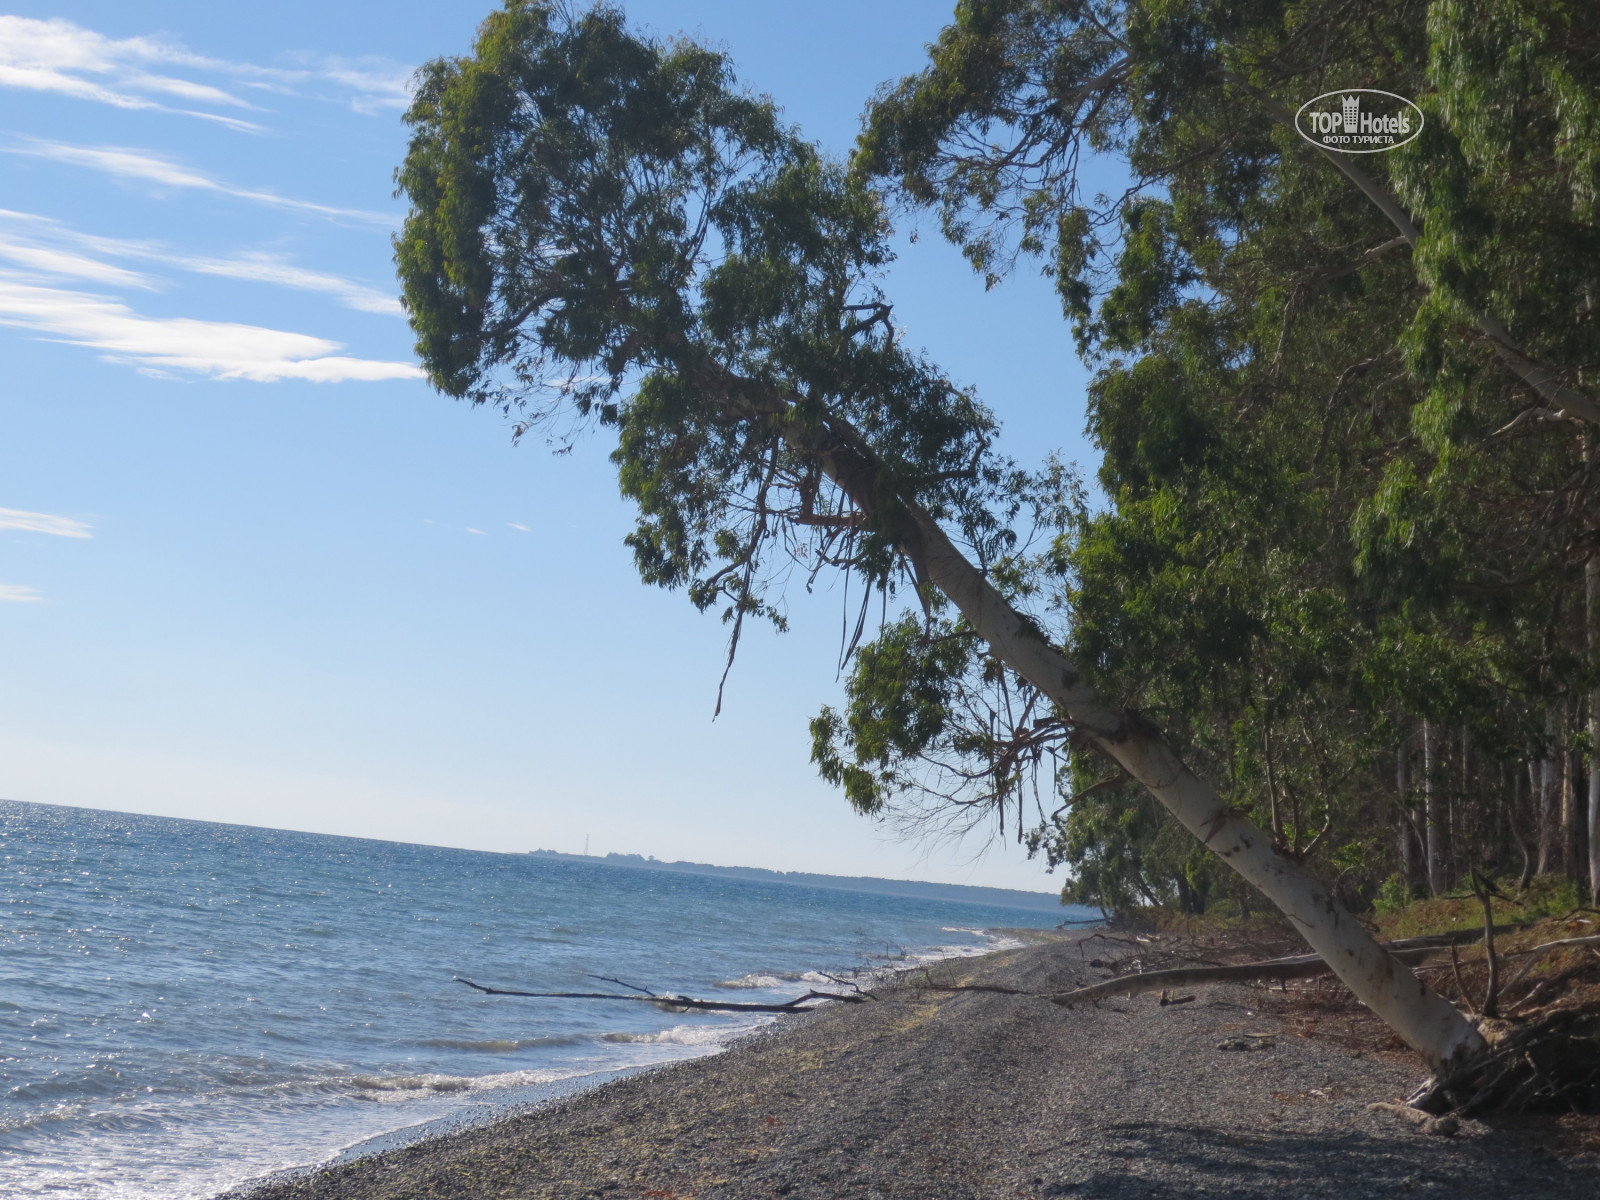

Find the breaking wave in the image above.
[
  {"left": 601, "top": 1024, "right": 740, "bottom": 1047},
  {"left": 415, "top": 1035, "right": 586, "bottom": 1053}
]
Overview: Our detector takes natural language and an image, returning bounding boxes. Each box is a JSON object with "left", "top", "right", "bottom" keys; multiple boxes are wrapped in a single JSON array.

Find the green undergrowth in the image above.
[
  {"left": 1370, "top": 875, "right": 1587, "bottom": 941},
  {"left": 1111, "top": 902, "right": 1294, "bottom": 940},
  {"left": 1108, "top": 874, "right": 1591, "bottom": 945}
]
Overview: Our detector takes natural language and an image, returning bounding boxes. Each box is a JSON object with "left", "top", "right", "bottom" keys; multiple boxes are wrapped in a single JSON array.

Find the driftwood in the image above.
[
  {"left": 1047, "top": 927, "right": 1600, "bottom": 1010},
  {"left": 458, "top": 929, "right": 1595, "bottom": 1019},
  {"left": 1048, "top": 954, "right": 1335, "bottom": 1005},
  {"left": 1525, "top": 934, "right": 1600, "bottom": 954},
  {"left": 1046, "top": 936, "right": 1470, "bottom": 1007},
  {"left": 454, "top": 976, "right": 868, "bottom": 1014},
  {"left": 455, "top": 942, "right": 1596, "bottom": 1114}
]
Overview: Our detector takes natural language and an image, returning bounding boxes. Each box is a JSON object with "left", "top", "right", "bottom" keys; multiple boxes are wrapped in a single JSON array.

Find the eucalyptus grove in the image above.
[
  {"left": 390, "top": 0, "right": 1551, "bottom": 1081},
  {"left": 846, "top": 0, "right": 1600, "bottom": 912}
]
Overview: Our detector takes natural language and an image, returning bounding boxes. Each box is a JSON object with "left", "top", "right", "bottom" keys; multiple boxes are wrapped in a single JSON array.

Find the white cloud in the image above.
[
  {"left": 466, "top": 528, "right": 488, "bottom": 536},
  {"left": 275, "top": 53, "right": 414, "bottom": 115},
  {"left": 0, "top": 584, "right": 44, "bottom": 603},
  {"left": 0, "top": 17, "right": 413, "bottom": 123},
  {"left": 0, "top": 273, "right": 421, "bottom": 383},
  {"left": 180, "top": 252, "right": 401, "bottom": 314},
  {"left": 0, "top": 64, "right": 263, "bottom": 132},
  {"left": 508, "top": 523, "right": 531, "bottom": 532},
  {"left": 0, "top": 209, "right": 401, "bottom": 314},
  {"left": 0, "top": 233, "right": 152, "bottom": 289},
  {"left": 0, "top": 508, "right": 93, "bottom": 538},
  {"left": 6, "top": 140, "right": 395, "bottom": 226}
]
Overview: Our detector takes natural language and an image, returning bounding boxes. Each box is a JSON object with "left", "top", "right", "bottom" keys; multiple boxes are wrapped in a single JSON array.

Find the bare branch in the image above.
[{"left": 454, "top": 977, "right": 867, "bottom": 1013}]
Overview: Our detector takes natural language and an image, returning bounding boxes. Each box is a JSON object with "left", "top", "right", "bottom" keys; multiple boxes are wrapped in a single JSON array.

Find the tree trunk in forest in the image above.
[
  {"left": 1522, "top": 763, "right": 1540, "bottom": 888},
  {"left": 1561, "top": 713, "right": 1578, "bottom": 880},
  {"left": 1592, "top": 779, "right": 1600, "bottom": 902},
  {"left": 1539, "top": 709, "right": 1559, "bottom": 875},
  {"left": 872, "top": 496, "right": 1488, "bottom": 1076},
  {"left": 1399, "top": 738, "right": 1419, "bottom": 894},
  {"left": 1424, "top": 721, "right": 1446, "bottom": 895},
  {"left": 1588, "top": 552, "right": 1600, "bottom": 899},
  {"left": 1455, "top": 726, "right": 1468, "bottom": 884},
  {"left": 1495, "top": 762, "right": 1510, "bottom": 878}
]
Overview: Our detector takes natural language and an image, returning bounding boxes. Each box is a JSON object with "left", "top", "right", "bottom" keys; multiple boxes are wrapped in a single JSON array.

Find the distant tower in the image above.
[{"left": 1342, "top": 94, "right": 1360, "bottom": 131}]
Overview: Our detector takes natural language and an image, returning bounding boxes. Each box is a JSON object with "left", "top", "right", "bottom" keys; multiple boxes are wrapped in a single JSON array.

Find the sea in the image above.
[{"left": 0, "top": 800, "right": 1092, "bottom": 1199}]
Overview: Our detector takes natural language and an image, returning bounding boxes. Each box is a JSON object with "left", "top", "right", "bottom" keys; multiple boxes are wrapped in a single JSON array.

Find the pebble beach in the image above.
[{"left": 226, "top": 932, "right": 1597, "bottom": 1199}]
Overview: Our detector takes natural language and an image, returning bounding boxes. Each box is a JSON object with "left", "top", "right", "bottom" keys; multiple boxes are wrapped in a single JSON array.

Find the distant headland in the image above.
[{"left": 526, "top": 849, "right": 1077, "bottom": 915}]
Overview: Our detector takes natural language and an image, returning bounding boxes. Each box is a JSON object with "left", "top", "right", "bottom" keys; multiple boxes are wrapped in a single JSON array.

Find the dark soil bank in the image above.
[{"left": 229, "top": 935, "right": 1596, "bottom": 1199}]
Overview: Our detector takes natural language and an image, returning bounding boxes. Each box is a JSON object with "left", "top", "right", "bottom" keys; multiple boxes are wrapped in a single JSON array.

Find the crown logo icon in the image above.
[{"left": 1341, "top": 94, "right": 1360, "bottom": 130}]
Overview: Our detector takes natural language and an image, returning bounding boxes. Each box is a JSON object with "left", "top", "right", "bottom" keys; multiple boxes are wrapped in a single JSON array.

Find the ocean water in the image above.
[{"left": 0, "top": 800, "right": 1088, "bottom": 1199}]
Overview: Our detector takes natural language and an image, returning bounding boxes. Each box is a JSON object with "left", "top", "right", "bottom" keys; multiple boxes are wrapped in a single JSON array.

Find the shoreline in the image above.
[
  {"left": 229, "top": 1064, "right": 665, "bottom": 1196},
  {"left": 220, "top": 927, "right": 1043, "bottom": 1198},
  {"left": 221, "top": 931, "right": 1594, "bottom": 1199}
]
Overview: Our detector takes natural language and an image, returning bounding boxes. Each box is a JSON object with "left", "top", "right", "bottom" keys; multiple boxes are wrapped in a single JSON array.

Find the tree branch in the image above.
[
  {"left": 454, "top": 977, "right": 867, "bottom": 1013},
  {"left": 1045, "top": 938, "right": 1461, "bottom": 1007},
  {"left": 1241, "top": 82, "right": 1600, "bottom": 427}
]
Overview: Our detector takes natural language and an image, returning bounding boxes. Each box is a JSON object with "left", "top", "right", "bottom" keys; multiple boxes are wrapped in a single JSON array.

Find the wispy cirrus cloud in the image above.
[
  {"left": 0, "top": 507, "right": 93, "bottom": 538},
  {"left": 5, "top": 139, "right": 395, "bottom": 226},
  {"left": 0, "top": 16, "right": 413, "bottom": 126},
  {"left": 0, "top": 232, "right": 152, "bottom": 289},
  {"left": 0, "top": 210, "right": 402, "bottom": 314},
  {"left": 180, "top": 252, "right": 401, "bottom": 315},
  {"left": 0, "top": 507, "right": 92, "bottom": 607},
  {"left": 270, "top": 52, "right": 415, "bottom": 115},
  {"left": 0, "top": 273, "right": 421, "bottom": 383}
]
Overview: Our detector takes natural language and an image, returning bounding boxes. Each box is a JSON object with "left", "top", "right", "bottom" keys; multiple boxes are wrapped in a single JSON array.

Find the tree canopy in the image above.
[
  {"left": 395, "top": 0, "right": 1600, "bottom": 1075},
  {"left": 843, "top": 0, "right": 1600, "bottom": 913},
  {"left": 396, "top": 2, "right": 1024, "bottom": 704}
]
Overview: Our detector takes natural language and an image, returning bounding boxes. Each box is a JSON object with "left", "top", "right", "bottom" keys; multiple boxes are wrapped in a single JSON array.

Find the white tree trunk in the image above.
[
  {"left": 1423, "top": 721, "right": 1447, "bottom": 895},
  {"left": 758, "top": 378, "right": 1488, "bottom": 1076},
  {"left": 1588, "top": 554, "right": 1600, "bottom": 901},
  {"left": 895, "top": 506, "right": 1486, "bottom": 1075},
  {"left": 1591, "top": 733, "right": 1600, "bottom": 901},
  {"left": 1539, "top": 708, "right": 1559, "bottom": 875},
  {"left": 1398, "top": 737, "right": 1417, "bottom": 892}
]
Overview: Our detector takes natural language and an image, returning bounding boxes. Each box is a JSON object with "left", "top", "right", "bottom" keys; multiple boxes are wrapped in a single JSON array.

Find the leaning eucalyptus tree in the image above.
[
  {"left": 854, "top": 0, "right": 1600, "bottom": 909},
  {"left": 395, "top": 1, "right": 1488, "bottom": 1083}
]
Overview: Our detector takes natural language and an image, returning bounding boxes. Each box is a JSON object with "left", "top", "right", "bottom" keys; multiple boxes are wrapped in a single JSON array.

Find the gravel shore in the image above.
[{"left": 229, "top": 932, "right": 1596, "bottom": 1199}]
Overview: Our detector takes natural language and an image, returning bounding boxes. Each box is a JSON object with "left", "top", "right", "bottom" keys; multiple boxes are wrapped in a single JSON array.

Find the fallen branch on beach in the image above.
[
  {"left": 1047, "top": 955, "right": 1341, "bottom": 1005},
  {"left": 1524, "top": 934, "right": 1600, "bottom": 954},
  {"left": 1043, "top": 936, "right": 1488, "bottom": 1007},
  {"left": 1044, "top": 931, "right": 1600, "bottom": 1008},
  {"left": 453, "top": 977, "right": 869, "bottom": 1013},
  {"left": 455, "top": 930, "right": 1596, "bottom": 1025}
]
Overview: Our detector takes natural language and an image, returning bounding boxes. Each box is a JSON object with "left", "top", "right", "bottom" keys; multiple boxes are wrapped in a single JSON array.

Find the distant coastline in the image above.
[{"left": 527, "top": 848, "right": 1079, "bottom": 915}]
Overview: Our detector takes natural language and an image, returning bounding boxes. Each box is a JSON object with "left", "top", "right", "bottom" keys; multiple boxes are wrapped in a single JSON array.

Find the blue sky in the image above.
[{"left": 0, "top": 1, "right": 1100, "bottom": 891}]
